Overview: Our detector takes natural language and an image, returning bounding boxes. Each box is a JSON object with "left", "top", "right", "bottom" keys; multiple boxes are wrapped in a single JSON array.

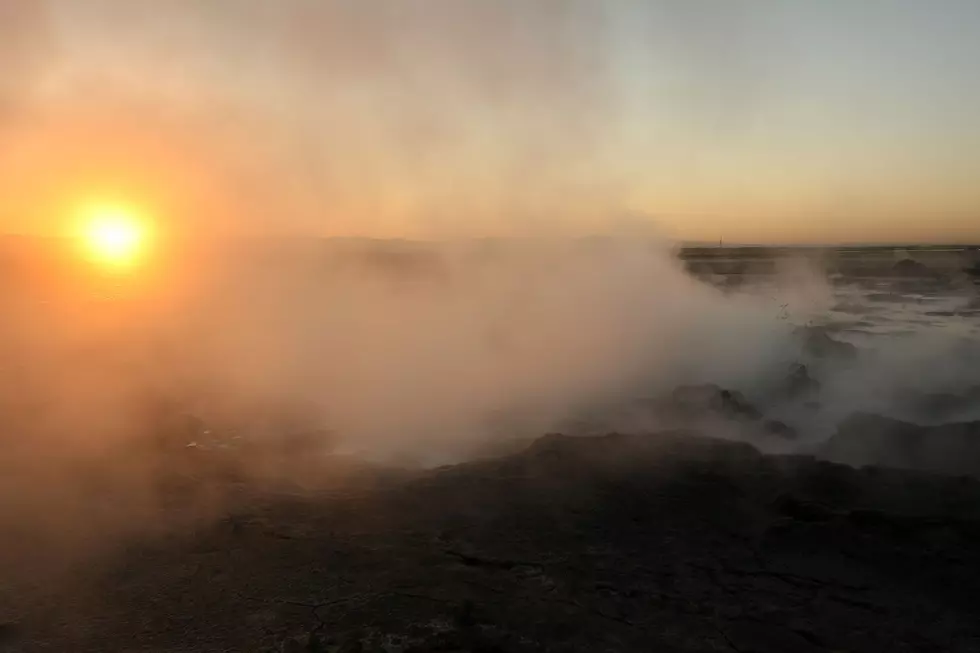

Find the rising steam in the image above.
[{"left": 2, "top": 0, "right": 980, "bottom": 604}]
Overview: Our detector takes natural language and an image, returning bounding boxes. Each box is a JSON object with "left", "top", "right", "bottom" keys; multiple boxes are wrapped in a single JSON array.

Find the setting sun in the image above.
[{"left": 78, "top": 203, "right": 150, "bottom": 269}]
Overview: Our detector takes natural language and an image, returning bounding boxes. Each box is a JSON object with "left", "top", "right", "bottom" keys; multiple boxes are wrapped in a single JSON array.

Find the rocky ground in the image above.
[{"left": 5, "top": 429, "right": 980, "bottom": 653}]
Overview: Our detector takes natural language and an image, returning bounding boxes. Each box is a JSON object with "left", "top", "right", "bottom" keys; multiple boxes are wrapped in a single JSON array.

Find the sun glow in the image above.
[{"left": 78, "top": 203, "right": 150, "bottom": 269}]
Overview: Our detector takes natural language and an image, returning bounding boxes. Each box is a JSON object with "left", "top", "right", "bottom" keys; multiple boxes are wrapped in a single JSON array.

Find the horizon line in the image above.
[{"left": 0, "top": 233, "right": 977, "bottom": 249}]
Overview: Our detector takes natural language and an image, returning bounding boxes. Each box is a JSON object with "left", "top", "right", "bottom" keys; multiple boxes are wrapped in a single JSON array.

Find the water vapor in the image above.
[{"left": 2, "top": 0, "right": 980, "bottom": 608}]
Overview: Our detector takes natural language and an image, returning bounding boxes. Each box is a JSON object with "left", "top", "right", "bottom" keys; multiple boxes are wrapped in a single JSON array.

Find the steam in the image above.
[
  {"left": 0, "top": 0, "right": 805, "bottom": 239},
  {"left": 3, "top": 232, "right": 980, "bottom": 601},
  {"left": 161, "top": 236, "right": 800, "bottom": 461},
  {"left": 2, "top": 0, "right": 980, "bottom": 608},
  {"left": 0, "top": 0, "right": 53, "bottom": 128},
  {"left": 0, "top": 0, "right": 627, "bottom": 237},
  {"left": 0, "top": 0, "right": 794, "bottom": 588}
]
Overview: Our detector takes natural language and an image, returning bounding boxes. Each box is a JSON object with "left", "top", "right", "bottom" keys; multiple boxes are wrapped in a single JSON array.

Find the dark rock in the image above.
[
  {"left": 798, "top": 326, "right": 858, "bottom": 360},
  {"left": 823, "top": 413, "right": 980, "bottom": 476},
  {"left": 764, "top": 419, "right": 798, "bottom": 440},
  {"left": 17, "top": 430, "right": 980, "bottom": 652},
  {"left": 453, "top": 599, "right": 478, "bottom": 629},
  {"left": 892, "top": 258, "right": 934, "bottom": 278},
  {"left": 0, "top": 623, "right": 20, "bottom": 646},
  {"left": 782, "top": 363, "right": 821, "bottom": 400},
  {"left": 773, "top": 494, "right": 837, "bottom": 522},
  {"left": 306, "top": 632, "right": 327, "bottom": 653},
  {"left": 337, "top": 637, "right": 364, "bottom": 653},
  {"left": 725, "top": 619, "right": 827, "bottom": 653},
  {"left": 280, "top": 638, "right": 304, "bottom": 653},
  {"left": 899, "top": 386, "right": 980, "bottom": 420},
  {"left": 523, "top": 431, "right": 760, "bottom": 469},
  {"left": 670, "top": 384, "right": 762, "bottom": 420},
  {"left": 645, "top": 385, "right": 803, "bottom": 443}
]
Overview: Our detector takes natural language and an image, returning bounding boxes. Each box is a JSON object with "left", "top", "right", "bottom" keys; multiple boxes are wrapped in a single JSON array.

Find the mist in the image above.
[
  {"left": 1, "top": 0, "right": 626, "bottom": 237},
  {"left": 3, "top": 2, "right": 980, "bottom": 618},
  {"left": 3, "top": 232, "right": 977, "bottom": 574},
  {"left": 0, "top": 0, "right": 871, "bottom": 241}
]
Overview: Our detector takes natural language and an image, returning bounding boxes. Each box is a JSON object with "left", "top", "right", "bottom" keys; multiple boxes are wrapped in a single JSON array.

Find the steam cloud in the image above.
[
  {"left": 0, "top": 0, "right": 795, "bottom": 237},
  {"left": 2, "top": 0, "right": 980, "bottom": 603},
  {"left": 0, "top": 0, "right": 784, "bottom": 589}
]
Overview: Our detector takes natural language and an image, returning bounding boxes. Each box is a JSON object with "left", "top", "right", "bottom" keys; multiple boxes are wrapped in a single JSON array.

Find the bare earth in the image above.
[{"left": 6, "top": 431, "right": 980, "bottom": 652}]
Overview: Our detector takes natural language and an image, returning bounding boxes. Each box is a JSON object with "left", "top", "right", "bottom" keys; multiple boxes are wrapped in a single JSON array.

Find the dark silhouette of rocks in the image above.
[
  {"left": 655, "top": 384, "right": 800, "bottom": 441},
  {"left": 568, "top": 384, "right": 800, "bottom": 444},
  {"left": 797, "top": 326, "right": 858, "bottom": 361},
  {"left": 763, "top": 419, "right": 798, "bottom": 439},
  {"left": 670, "top": 384, "right": 763, "bottom": 420},
  {"left": 896, "top": 386, "right": 980, "bottom": 420},
  {"left": 891, "top": 258, "right": 935, "bottom": 278},
  {"left": 0, "top": 623, "right": 20, "bottom": 649},
  {"left": 12, "top": 430, "right": 980, "bottom": 651},
  {"left": 782, "top": 363, "right": 821, "bottom": 400},
  {"left": 823, "top": 412, "right": 980, "bottom": 476}
]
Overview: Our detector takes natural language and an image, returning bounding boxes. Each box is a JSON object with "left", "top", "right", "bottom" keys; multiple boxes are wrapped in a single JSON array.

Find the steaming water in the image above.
[
  {"left": 716, "top": 269, "right": 980, "bottom": 445},
  {"left": 741, "top": 277, "right": 980, "bottom": 344}
]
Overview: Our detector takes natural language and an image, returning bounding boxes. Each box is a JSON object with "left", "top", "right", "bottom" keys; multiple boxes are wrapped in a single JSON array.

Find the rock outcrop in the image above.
[
  {"left": 661, "top": 384, "right": 798, "bottom": 441},
  {"left": 669, "top": 384, "right": 763, "bottom": 420},
  {"left": 823, "top": 412, "right": 980, "bottom": 476},
  {"left": 891, "top": 257, "right": 935, "bottom": 278},
  {"left": 797, "top": 326, "right": 858, "bottom": 361},
  {"left": 566, "top": 384, "right": 800, "bottom": 444},
  {"left": 781, "top": 363, "right": 821, "bottom": 400},
  {"left": 896, "top": 386, "right": 980, "bottom": 421}
]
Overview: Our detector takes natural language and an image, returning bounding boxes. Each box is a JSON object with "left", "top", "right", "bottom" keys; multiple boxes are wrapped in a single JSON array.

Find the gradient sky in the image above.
[{"left": 1, "top": 0, "right": 979, "bottom": 244}]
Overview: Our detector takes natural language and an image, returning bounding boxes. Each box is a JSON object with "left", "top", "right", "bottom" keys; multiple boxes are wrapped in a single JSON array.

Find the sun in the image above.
[{"left": 78, "top": 203, "right": 150, "bottom": 269}]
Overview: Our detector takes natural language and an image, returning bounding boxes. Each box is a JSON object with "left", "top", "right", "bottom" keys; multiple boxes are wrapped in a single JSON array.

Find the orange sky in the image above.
[{"left": 1, "top": 1, "right": 980, "bottom": 245}]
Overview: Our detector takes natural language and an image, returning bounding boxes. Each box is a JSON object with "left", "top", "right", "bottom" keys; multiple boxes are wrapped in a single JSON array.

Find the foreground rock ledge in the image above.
[{"left": 9, "top": 431, "right": 980, "bottom": 652}]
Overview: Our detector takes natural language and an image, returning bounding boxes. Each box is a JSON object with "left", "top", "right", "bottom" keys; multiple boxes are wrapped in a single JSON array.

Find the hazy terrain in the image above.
[
  {"left": 0, "top": 238, "right": 979, "bottom": 651},
  {"left": 4, "top": 0, "right": 980, "bottom": 648},
  {"left": 4, "top": 2, "right": 980, "bottom": 649}
]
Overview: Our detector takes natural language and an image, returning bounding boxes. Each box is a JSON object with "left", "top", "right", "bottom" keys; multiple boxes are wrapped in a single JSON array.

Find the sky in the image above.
[{"left": 1, "top": 0, "right": 979, "bottom": 244}]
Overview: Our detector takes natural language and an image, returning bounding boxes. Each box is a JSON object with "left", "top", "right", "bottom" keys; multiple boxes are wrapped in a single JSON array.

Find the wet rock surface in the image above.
[{"left": 10, "top": 431, "right": 980, "bottom": 652}]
